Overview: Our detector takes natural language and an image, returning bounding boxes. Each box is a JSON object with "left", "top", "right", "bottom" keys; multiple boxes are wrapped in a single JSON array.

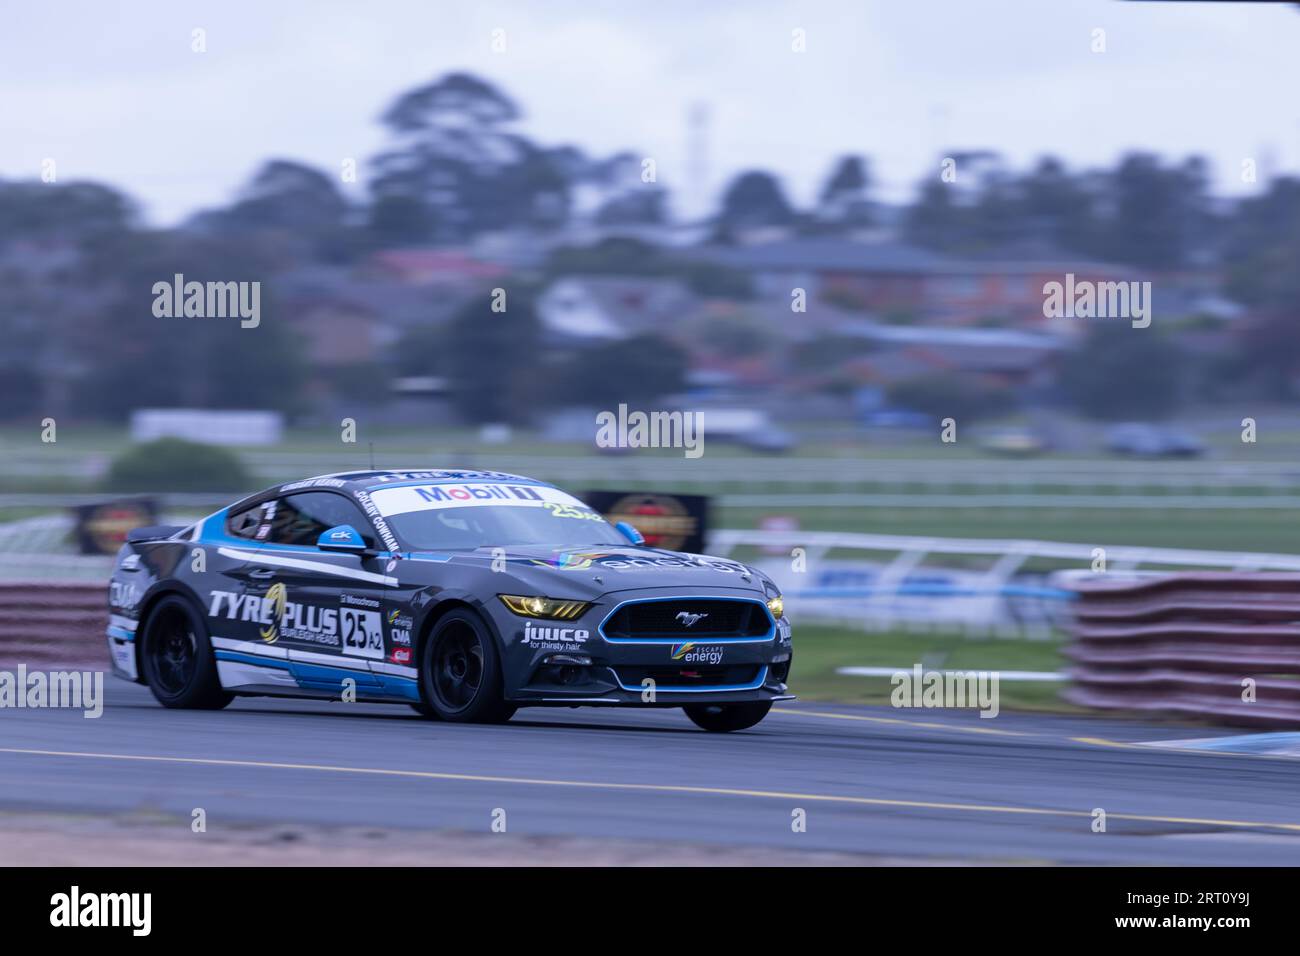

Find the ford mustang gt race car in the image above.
[{"left": 105, "top": 470, "right": 794, "bottom": 731}]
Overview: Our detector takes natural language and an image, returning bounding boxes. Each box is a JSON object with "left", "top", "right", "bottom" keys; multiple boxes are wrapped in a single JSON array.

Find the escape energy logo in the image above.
[
  {"left": 595, "top": 404, "right": 704, "bottom": 459},
  {"left": 50, "top": 886, "right": 151, "bottom": 936},
  {"left": 0, "top": 667, "right": 103, "bottom": 718},
  {"left": 890, "top": 664, "right": 1000, "bottom": 719},
  {"left": 671, "top": 642, "right": 724, "bottom": 664}
]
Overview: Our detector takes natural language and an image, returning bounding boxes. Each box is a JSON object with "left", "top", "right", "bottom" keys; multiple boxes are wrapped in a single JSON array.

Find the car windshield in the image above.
[{"left": 368, "top": 481, "right": 628, "bottom": 551}]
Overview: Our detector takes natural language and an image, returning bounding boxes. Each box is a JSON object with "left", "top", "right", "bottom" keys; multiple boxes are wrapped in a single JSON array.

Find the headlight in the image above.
[
  {"left": 766, "top": 595, "right": 784, "bottom": 619},
  {"left": 498, "top": 595, "right": 591, "bottom": 620}
]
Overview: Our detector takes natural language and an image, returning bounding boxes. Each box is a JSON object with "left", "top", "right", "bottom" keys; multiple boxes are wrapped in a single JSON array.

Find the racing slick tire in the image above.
[
  {"left": 418, "top": 608, "right": 516, "bottom": 724},
  {"left": 683, "top": 700, "right": 772, "bottom": 732},
  {"left": 139, "top": 594, "right": 234, "bottom": 710}
]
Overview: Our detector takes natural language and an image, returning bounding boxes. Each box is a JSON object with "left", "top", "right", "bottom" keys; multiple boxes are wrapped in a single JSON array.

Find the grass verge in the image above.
[{"left": 787, "top": 625, "right": 1071, "bottom": 712}]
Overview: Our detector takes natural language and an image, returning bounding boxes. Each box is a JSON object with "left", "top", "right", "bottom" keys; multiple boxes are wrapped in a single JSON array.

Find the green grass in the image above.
[
  {"left": 721, "top": 506, "right": 1300, "bottom": 555},
  {"left": 788, "top": 625, "right": 1070, "bottom": 711}
]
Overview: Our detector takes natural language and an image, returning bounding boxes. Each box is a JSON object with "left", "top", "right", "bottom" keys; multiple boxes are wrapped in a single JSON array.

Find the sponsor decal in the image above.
[
  {"left": 370, "top": 482, "right": 592, "bottom": 518},
  {"left": 207, "top": 584, "right": 382, "bottom": 655},
  {"left": 110, "top": 580, "right": 142, "bottom": 610},
  {"left": 587, "top": 492, "right": 704, "bottom": 551},
  {"left": 279, "top": 477, "right": 346, "bottom": 492},
  {"left": 670, "top": 643, "right": 724, "bottom": 665},
  {"left": 73, "top": 498, "right": 159, "bottom": 555},
  {"left": 533, "top": 550, "right": 745, "bottom": 574},
  {"left": 369, "top": 470, "right": 533, "bottom": 484},
  {"left": 352, "top": 489, "right": 401, "bottom": 553},
  {"left": 387, "top": 608, "right": 413, "bottom": 645},
  {"left": 529, "top": 550, "right": 611, "bottom": 570},
  {"left": 391, "top": 646, "right": 413, "bottom": 665},
  {"left": 521, "top": 621, "right": 589, "bottom": 650},
  {"left": 415, "top": 484, "right": 543, "bottom": 504},
  {"left": 675, "top": 610, "right": 709, "bottom": 628},
  {"left": 339, "top": 604, "right": 384, "bottom": 659},
  {"left": 260, "top": 582, "right": 288, "bottom": 642},
  {"left": 778, "top": 619, "right": 792, "bottom": 644}
]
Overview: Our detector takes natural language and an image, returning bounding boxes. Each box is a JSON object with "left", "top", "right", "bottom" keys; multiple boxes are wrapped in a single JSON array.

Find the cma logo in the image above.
[{"left": 675, "top": 611, "right": 709, "bottom": 628}]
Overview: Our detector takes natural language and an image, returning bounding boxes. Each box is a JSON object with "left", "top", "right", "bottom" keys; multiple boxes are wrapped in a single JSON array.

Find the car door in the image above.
[
  {"left": 247, "top": 490, "right": 395, "bottom": 694},
  {"left": 203, "top": 499, "right": 283, "bottom": 647}
]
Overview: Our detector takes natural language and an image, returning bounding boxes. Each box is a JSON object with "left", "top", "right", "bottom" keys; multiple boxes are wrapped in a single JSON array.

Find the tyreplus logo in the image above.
[
  {"left": 671, "top": 643, "right": 724, "bottom": 665},
  {"left": 208, "top": 585, "right": 340, "bottom": 647}
]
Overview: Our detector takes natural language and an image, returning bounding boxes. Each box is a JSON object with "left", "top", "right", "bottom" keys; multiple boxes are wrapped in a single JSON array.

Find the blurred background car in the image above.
[{"left": 1105, "top": 423, "right": 1207, "bottom": 458}]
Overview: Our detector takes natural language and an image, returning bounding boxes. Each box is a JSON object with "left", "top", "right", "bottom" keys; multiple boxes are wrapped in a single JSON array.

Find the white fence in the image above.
[{"left": 6, "top": 513, "right": 1300, "bottom": 635}]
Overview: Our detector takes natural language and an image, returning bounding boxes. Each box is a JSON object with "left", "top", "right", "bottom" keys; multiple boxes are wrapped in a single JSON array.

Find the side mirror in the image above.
[
  {"left": 615, "top": 521, "right": 645, "bottom": 546},
  {"left": 318, "top": 524, "right": 367, "bottom": 553}
]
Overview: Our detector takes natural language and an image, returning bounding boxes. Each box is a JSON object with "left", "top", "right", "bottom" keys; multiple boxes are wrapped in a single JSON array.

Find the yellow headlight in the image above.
[
  {"left": 498, "top": 595, "right": 591, "bottom": 620},
  {"left": 766, "top": 595, "right": 784, "bottom": 619}
]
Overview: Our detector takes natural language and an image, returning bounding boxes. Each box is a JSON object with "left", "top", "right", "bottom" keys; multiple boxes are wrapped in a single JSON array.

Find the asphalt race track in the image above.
[{"left": 3, "top": 682, "right": 1300, "bottom": 865}]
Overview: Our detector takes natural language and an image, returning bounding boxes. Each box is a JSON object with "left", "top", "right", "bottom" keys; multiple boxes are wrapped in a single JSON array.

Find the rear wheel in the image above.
[
  {"left": 139, "top": 595, "right": 233, "bottom": 709},
  {"left": 683, "top": 700, "right": 771, "bottom": 732},
  {"left": 418, "top": 609, "right": 515, "bottom": 724}
]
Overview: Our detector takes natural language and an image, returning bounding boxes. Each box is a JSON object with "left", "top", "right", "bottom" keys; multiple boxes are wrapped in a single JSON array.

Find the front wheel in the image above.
[
  {"left": 683, "top": 700, "right": 772, "bottom": 732},
  {"left": 418, "top": 609, "right": 516, "bottom": 724},
  {"left": 139, "top": 595, "right": 233, "bottom": 709}
]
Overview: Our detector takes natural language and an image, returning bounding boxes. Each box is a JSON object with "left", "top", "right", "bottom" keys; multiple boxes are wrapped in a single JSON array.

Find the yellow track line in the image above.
[
  {"left": 3, "top": 746, "right": 1300, "bottom": 833},
  {"left": 774, "top": 710, "right": 1278, "bottom": 759},
  {"left": 771, "top": 708, "right": 1034, "bottom": 737}
]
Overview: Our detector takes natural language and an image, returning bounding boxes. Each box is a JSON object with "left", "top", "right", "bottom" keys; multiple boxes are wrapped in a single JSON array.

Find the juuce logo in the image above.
[{"left": 50, "top": 886, "right": 151, "bottom": 936}]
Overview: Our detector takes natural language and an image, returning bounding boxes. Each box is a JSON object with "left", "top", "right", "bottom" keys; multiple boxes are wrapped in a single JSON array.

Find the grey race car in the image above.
[{"left": 106, "top": 470, "right": 793, "bottom": 731}]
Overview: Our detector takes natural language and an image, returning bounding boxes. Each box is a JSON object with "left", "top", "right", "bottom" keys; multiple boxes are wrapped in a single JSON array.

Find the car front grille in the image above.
[
  {"left": 614, "top": 665, "right": 764, "bottom": 688},
  {"left": 603, "top": 599, "right": 770, "bottom": 639}
]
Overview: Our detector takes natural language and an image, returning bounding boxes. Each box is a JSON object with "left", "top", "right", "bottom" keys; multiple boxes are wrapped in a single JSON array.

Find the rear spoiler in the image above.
[{"left": 126, "top": 525, "right": 188, "bottom": 543}]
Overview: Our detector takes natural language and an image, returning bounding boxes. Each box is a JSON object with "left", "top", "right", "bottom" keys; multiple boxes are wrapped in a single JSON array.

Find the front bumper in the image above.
[{"left": 488, "top": 589, "right": 795, "bottom": 706}]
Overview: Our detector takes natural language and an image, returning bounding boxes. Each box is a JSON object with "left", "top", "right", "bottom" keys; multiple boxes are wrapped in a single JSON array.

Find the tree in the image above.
[
  {"left": 437, "top": 288, "right": 544, "bottom": 424},
  {"left": 0, "top": 180, "right": 135, "bottom": 242},
  {"left": 1096, "top": 153, "right": 1210, "bottom": 270},
  {"left": 1059, "top": 325, "right": 1188, "bottom": 420},
  {"left": 714, "top": 170, "right": 795, "bottom": 236},
  {"left": 369, "top": 72, "right": 575, "bottom": 241},
  {"left": 887, "top": 374, "right": 1015, "bottom": 423},
  {"left": 815, "top": 155, "right": 871, "bottom": 227},
  {"left": 69, "top": 233, "right": 308, "bottom": 419},
  {"left": 222, "top": 161, "right": 348, "bottom": 234},
  {"left": 558, "top": 335, "right": 688, "bottom": 409}
]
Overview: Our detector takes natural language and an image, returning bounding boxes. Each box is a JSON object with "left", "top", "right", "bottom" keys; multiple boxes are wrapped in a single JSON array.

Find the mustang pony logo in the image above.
[{"left": 675, "top": 611, "right": 709, "bottom": 628}]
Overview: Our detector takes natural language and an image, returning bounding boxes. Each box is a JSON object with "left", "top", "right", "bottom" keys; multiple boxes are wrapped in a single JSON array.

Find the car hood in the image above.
[{"left": 400, "top": 543, "right": 768, "bottom": 598}]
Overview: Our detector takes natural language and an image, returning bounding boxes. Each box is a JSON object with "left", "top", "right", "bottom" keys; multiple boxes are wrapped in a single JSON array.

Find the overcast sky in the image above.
[{"left": 2, "top": 0, "right": 1297, "bottom": 224}]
